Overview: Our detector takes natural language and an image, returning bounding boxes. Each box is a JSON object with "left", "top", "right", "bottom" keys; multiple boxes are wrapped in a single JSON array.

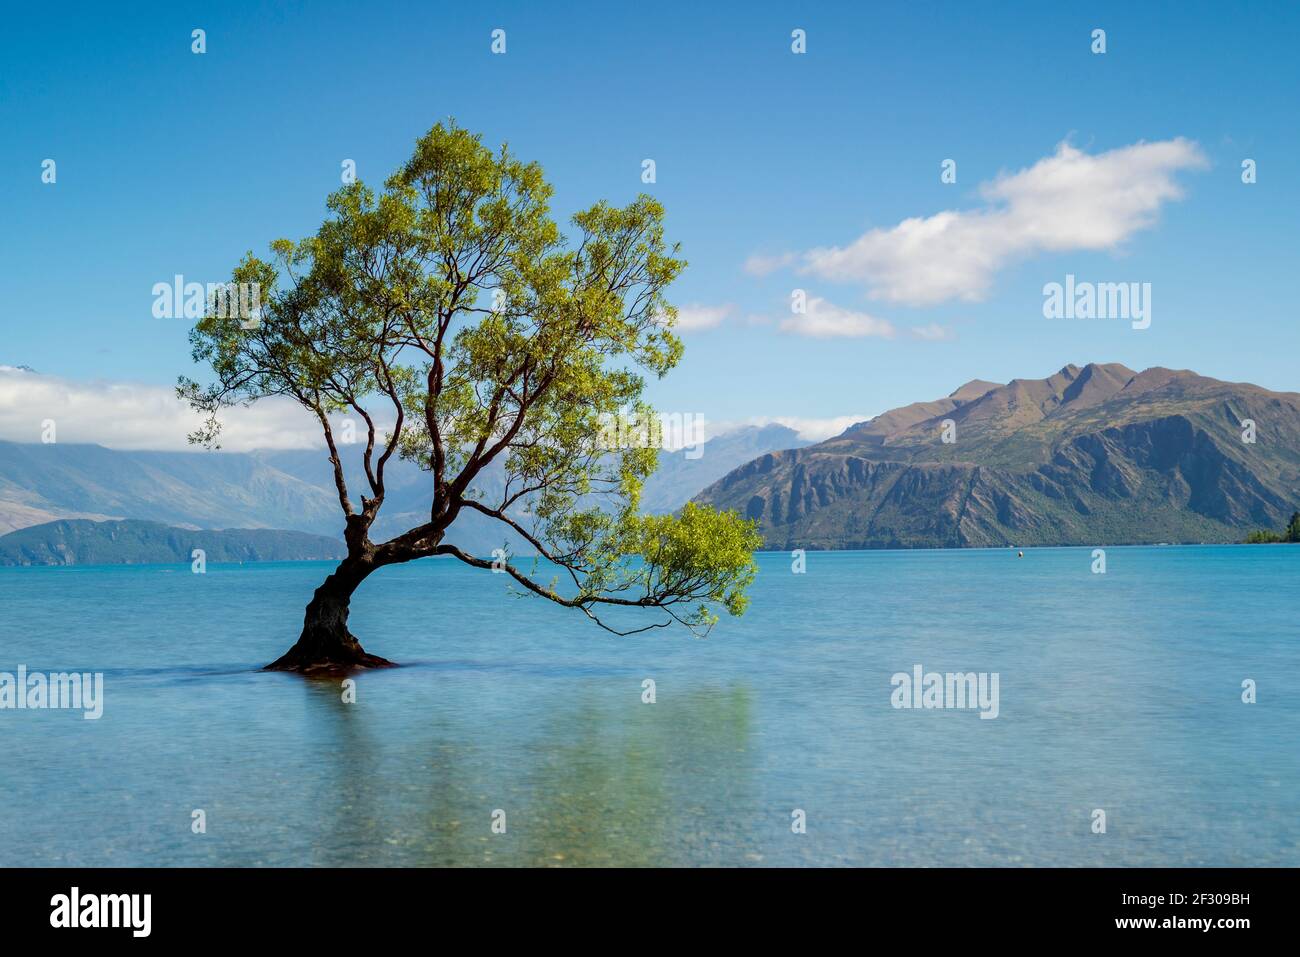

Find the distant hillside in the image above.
[
  {"left": 0, "top": 440, "right": 516, "bottom": 553},
  {"left": 693, "top": 363, "right": 1300, "bottom": 549},
  {"left": 0, "top": 519, "right": 346, "bottom": 566},
  {"left": 639, "top": 424, "right": 812, "bottom": 513},
  {"left": 0, "top": 424, "right": 804, "bottom": 556},
  {"left": 0, "top": 440, "right": 341, "bottom": 535}
]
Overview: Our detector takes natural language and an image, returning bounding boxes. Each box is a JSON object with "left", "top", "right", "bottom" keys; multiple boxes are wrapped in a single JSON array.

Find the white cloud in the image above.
[
  {"left": 909, "top": 322, "right": 955, "bottom": 341},
  {"left": 673, "top": 303, "right": 734, "bottom": 331},
  {"left": 708, "top": 415, "right": 874, "bottom": 443},
  {"left": 778, "top": 297, "right": 896, "bottom": 339},
  {"left": 743, "top": 252, "right": 797, "bottom": 277},
  {"left": 0, "top": 366, "right": 876, "bottom": 454},
  {"left": 795, "top": 138, "right": 1207, "bottom": 305},
  {"left": 0, "top": 365, "right": 326, "bottom": 452}
]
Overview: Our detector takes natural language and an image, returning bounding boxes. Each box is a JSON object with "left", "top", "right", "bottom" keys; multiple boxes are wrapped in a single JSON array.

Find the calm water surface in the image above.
[{"left": 1, "top": 546, "right": 1296, "bottom": 866}]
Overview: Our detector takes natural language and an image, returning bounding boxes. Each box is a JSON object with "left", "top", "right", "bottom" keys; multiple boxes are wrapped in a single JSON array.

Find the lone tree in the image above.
[{"left": 180, "top": 122, "right": 760, "bottom": 674}]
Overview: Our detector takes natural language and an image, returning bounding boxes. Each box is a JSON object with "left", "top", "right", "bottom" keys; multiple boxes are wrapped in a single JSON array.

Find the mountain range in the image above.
[
  {"left": 5, "top": 364, "right": 1293, "bottom": 555},
  {"left": 0, "top": 519, "right": 345, "bottom": 566},
  {"left": 693, "top": 363, "right": 1300, "bottom": 549},
  {"left": 0, "top": 424, "right": 808, "bottom": 555}
]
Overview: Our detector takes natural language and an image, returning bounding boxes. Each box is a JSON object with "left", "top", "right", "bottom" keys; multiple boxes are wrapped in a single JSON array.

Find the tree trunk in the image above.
[{"left": 264, "top": 558, "right": 395, "bottom": 674}]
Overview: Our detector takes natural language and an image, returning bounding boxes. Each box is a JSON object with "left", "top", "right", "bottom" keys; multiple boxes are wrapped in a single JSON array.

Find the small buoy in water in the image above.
[{"left": 1017, "top": 550, "right": 1024, "bottom": 558}]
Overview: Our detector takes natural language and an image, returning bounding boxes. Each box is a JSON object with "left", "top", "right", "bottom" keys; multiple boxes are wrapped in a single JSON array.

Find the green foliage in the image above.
[
  {"left": 1243, "top": 511, "right": 1300, "bottom": 544},
  {"left": 179, "top": 120, "right": 757, "bottom": 636}
]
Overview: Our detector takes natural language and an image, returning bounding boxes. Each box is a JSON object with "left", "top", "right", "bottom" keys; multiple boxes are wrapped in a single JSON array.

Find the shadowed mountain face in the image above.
[
  {"left": 0, "top": 519, "right": 346, "bottom": 566},
  {"left": 638, "top": 424, "right": 810, "bottom": 514},
  {"left": 693, "top": 364, "right": 1300, "bottom": 548}
]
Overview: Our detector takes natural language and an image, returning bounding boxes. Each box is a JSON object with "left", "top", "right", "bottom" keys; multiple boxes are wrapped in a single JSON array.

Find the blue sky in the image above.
[{"left": 1, "top": 0, "right": 1296, "bottom": 447}]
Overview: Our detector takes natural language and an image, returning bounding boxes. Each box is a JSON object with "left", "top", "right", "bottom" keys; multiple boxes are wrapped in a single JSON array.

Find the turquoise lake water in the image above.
[{"left": 1, "top": 545, "right": 1296, "bottom": 866}]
